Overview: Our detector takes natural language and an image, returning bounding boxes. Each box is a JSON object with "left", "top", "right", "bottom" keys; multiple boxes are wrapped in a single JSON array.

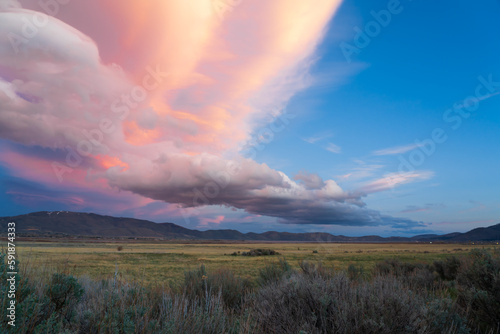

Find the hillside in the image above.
[{"left": 1, "top": 211, "right": 499, "bottom": 242}]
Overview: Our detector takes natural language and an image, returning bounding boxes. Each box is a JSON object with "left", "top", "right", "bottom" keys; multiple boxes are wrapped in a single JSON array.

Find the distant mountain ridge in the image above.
[{"left": 1, "top": 211, "right": 499, "bottom": 242}]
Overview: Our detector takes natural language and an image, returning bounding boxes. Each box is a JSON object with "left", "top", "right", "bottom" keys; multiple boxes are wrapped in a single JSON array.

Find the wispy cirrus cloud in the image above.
[
  {"left": 339, "top": 162, "right": 384, "bottom": 181},
  {"left": 302, "top": 131, "right": 333, "bottom": 144},
  {"left": 358, "top": 171, "right": 434, "bottom": 194},
  {"left": 372, "top": 143, "right": 425, "bottom": 156},
  {"left": 303, "top": 131, "right": 342, "bottom": 155},
  {"left": 325, "top": 142, "right": 342, "bottom": 154},
  {"left": 458, "top": 200, "right": 487, "bottom": 214},
  {"left": 400, "top": 203, "right": 445, "bottom": 214}
]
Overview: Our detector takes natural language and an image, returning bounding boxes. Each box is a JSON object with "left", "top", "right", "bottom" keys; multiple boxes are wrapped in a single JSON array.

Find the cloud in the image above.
[
  {"left": 372, "top": 143, "right": 425, "bottom": 156},
  {"left": 458, "top": 200, "right": 487, "bottom": 214},
  {"left": 358, "top": 171, "right": 434, "bottom": 194},
  {"left": 0, "top": 1, "right": 425, "bottom": 230},
  {"left": 400, "top": 205, "right": 432, "bottom": 214},
  {"left": 198, "top": 215, "right": 225, "bottom": 228},
  {"left": 434, "top": 219, "right": 498, "bottom": 227},
  {"left": 339, "top": 163, "right": 384, "bottom": 181},
  {"left": 0, "top": 0, "right": 20, "bottom": 10},
  {"left": 1, "top": 173, "right": 147, "bottom": 213},
  {"left": 302, "top": 131, "right": 333, "bottom": 144},
  {"left": 400, "top": 203, "right": 445, "bottom": 214},
  {"left": 272, "top": 203, "right": 426, "bottom": 228},
  {"left": 0, "top": 8, "right": 131, "bottom": 153},
  {"left": 325, "top": 142, "right": 342, "bottom": 153},
  {"left": 294, "top": 170, "right": 326, "bottom": 189}
]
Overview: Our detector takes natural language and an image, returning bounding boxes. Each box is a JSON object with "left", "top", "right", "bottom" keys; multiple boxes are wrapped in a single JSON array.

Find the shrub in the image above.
[
  {"left": 347, "top": 263, "right": 364, "bottom": 281},
  {"left": 46, "top": 273, "right": 84, "bottom": 313},
  {"left": 182, "top": 264, "right": 208, "bottom": 298},
  {"left": 256, "top": 258, "right": 293, "bottom": 287},
  {"left": 240, "top": 249, "right": 279, "bottom": 256},
  {"left": 38, "top": 272, "right": 85, "bottom": 331},
  {"left": 456, "top": 249, "right": 500, "bottom": 332},
  {"left": 182, "top": 265, "right": 251, "bottom": 310},
  {"left": 434, "top": 256, "right": 461, "bottom": 280},
  {"left": 252, "top": 272, "right": 467, "bottom": 334},
  {"left": 299, "top": 260, "right": 333, "bottom": 279},
  {"left": 373, "top": 258, "right": 436, "bottom": 290},
  {"left": 7, "top": 249, "right": 500, "bottom": 334}
]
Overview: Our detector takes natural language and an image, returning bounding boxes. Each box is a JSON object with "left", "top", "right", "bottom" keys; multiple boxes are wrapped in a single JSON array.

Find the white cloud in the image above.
[
  {"left": 325, "top": 142, "right": 341, "bottom": 154},
  {"left": 303, "top": 131, "right": 333, "bottom": 144},
  {"left": 372, "top": 143, "right": 424, "bottom": 156}
]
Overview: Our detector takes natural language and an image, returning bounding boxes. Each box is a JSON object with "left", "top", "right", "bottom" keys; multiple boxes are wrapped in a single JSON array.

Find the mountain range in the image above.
[{"left": 1, "top": 211, "right": 499, "bottom": 242}]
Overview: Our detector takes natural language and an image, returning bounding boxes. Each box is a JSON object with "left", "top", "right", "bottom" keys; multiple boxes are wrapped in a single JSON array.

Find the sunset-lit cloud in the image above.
[
  {"left": 198, "top": 215, "right": 225, "bottom": 228},
  {"left": 358, "top": 171, "right": 434, "bottom": 194},
  {"left": 0, "top": 0, "right": 430, "bottom": 229}
]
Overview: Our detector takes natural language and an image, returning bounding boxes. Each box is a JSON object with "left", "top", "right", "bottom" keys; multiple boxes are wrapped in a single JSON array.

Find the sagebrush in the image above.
[{"left": 1, "top": 249, "right": 500, "bottom": 333}]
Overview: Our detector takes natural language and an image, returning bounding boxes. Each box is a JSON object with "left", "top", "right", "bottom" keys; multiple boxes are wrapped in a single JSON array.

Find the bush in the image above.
[
  {"left": 434, "top": 256, "right": 461, "bottom": 281},
  {"left": 182, "top": 265, "right": 251, "bottom": 310},
  {"left": 347, "top": 264, "right": 364, "bottom": 281},
  {"left": 299, "top": 260, "right": 333, "bottom": 279},
  {"left": 46, "top": 273, "right": 84, "bottom": 312},
  {"left": 240, "top": 249, "right": 279, "bottom": 256},
  {"left": 252, "top": 272, "right": 468, "bottom": 334},
  {"left": 256, "top": 258, "right": 293, "bottom": 287},
  {"left": 373, "top": 258, "right": 436, "bottom": 290},
  {"left": 456, "top": 249, "right": 500, "bottom": 332}
]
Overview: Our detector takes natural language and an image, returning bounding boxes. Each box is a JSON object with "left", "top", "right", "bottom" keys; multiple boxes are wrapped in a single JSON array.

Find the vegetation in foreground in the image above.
[{"left": 1, "top": 248, "right": 500, "bottom": 333}]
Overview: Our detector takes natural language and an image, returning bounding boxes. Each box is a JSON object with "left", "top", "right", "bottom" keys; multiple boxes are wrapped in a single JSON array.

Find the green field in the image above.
[{"left": 14, "top": 239, "right": 497, "bottom": 285}]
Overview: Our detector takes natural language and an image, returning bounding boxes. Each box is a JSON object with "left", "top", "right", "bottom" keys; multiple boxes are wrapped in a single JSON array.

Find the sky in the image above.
[{"left": 0, "top": 0, "right": 499, "bottom": 237}]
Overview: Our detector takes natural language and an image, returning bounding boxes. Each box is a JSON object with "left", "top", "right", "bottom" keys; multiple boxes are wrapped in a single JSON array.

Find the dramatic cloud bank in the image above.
[{"left": 0, "top": 0, "right": 425, "bottom": 229}]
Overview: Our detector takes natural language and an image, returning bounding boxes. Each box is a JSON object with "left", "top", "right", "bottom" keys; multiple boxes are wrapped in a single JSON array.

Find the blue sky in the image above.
[{"left": 0, "top": 0, "right": 499, "bottom": 236}]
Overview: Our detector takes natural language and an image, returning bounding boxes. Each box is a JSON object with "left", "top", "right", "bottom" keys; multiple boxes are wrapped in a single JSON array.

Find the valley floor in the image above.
[{"left": 15, "top": 238, "right": 497, "bottom": 285}]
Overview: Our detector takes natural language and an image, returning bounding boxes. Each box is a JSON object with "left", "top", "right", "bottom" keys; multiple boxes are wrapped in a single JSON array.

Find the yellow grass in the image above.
[{"left": 14, "top": 240, "right": 499, "bottom": 286}]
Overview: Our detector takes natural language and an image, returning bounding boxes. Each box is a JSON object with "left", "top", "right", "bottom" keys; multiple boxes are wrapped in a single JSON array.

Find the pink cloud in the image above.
[
  {"left": 0, "top": 1, "right": 425, "bottom": 228},
  {"left": 198, "top": 215, "right": 225, "bottom": 228},
  {"left": 0, "top": 147, "right": 152, "bottom": 213},
  {"left": 7, "top": 190, "right": 85, "bottom": 207},
  {"left": 358, "top": 171, "right": 434, "bottom": 194}
]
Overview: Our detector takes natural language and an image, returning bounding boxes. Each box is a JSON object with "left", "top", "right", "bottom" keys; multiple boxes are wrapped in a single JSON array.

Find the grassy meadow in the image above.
[
  {"left": 14, "top": 239, "right": 494, "bottom": 285},
  {"left": 3, "top": 239, "right": 500, "bottom": 333}
]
